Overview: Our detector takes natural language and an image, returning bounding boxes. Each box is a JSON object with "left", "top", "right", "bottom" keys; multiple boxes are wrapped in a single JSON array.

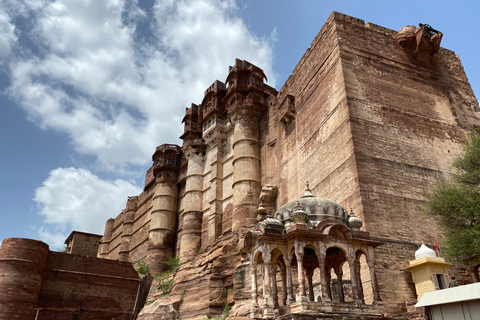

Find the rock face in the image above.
[{"left": 98, "top": 11, "right": 480, "bottom": 319}]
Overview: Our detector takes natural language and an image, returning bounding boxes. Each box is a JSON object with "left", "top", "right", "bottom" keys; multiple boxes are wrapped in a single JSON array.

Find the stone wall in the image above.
[{"left": 0, "top": 238, "right": 140, "bottom": 320}]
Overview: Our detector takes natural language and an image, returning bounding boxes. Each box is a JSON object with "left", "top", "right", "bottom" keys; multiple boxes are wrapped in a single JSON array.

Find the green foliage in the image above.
[
  {"left": 153, "top": 271, "right": 174, "bottom": 296},
  {"left": 166, "top": 256, "right": 180, "bottom": 269},
  {"left": 425, "top": 129, "right": 480, "bottom": 267},
  {"left": 152, "top": 256, "right": 180, "bottom": 296},
  {"left": 132, "top": 260, "right": 149, "bottom": 276},
  {"left": 58, "top": 245, "right": 70, "bottom": 253}
]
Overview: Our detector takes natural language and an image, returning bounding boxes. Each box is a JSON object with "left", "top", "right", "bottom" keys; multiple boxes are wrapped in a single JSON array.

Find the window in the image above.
[{"left": 431, "top": 273, "right": 448, "bottom": 290}]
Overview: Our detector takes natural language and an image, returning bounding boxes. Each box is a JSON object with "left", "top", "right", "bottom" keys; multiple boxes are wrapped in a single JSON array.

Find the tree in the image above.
[{"left": 425, "top": 129, "right": 480, "bottom": 282}]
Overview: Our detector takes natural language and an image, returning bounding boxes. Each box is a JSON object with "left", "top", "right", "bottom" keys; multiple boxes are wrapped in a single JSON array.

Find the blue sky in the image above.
[{"left": 1, "top": 0, "right": 479, "bottom": 250}]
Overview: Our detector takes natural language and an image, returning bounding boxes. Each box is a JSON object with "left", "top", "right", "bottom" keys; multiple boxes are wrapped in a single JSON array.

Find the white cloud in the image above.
[
  {"left": 34, "top": 167, "right": 142, "bottom": 247},
  {"left": 6, "top": 0, "right": 276, "bottom": 173},
  {"left": 0, "top": 6, "right": 17, "bottom": 59}
]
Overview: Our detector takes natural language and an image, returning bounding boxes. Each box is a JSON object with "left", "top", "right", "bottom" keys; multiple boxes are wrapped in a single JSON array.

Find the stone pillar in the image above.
[
  {"left": 229, "top": 108, "right": 261, "bottom": 235},
  {"left": 271, "top": 264, "right": 279, "bottom": 307},
  {"left": 306, "top": 268, "right": 314, "bottom": 302},
  {"left": 204, "top": 130, "right": 225, "bottom": 245},
  {"left": 263, "top": 249, "right": 274, "bottom": 318},
  {"left": 296, "top": 253, "right": 307, "bottom": 298},
  {"left": 367, "top": 259, "right": 382, "bottom": 303},
  {"left": 250, "top": 258, "right": 260, "bottom": 316},
  {"left": 281, "top": 267, "right": 287, "bottom": 306},
  {"left": 336, "top": 270, "right": 344, "bottom": 303},
  {"left": 98, "top": 218, "right": 114, "bottom": 258},
  {"left": 347, "top": 252, "right": 360, "bottom": 303},
  {"left": 148, "top": 180, "right": 178, "bottom": 274},
  {"left": 285, "top": 257, "right": 294, "bottom": 304},
  {"left": 324, "top": 266, "right": 332, "bottom": 301},
  {"left": 119, "top": 197, "right": 137, "bottom": 262},
  {"left": 179, "top": 147, "right": 204, "bottom": 262},
  {"left": 318, "top": 256, "right": 331, "bottom": 302},
  {"left": 0, "top": 238, "right": 49, "bottom": 320}
]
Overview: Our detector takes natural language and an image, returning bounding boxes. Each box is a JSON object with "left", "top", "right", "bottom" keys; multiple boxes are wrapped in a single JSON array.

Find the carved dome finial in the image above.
[{"left": 301, "top": 180, "right": 315, "bottom": 198}]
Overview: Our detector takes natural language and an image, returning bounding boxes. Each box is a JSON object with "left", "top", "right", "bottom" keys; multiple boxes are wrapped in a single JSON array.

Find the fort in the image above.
[{"left": 1, "top": 11, "right": 479, "bottom": 320}]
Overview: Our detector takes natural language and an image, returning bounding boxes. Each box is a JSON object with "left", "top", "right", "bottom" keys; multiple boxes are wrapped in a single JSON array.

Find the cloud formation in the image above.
[
  {"left": 34, "top": 167, "right": 142, "bottom": 248},
  {"left": 5, "top": 0, "right": 276, "bottom": 172},
  {"left": 2, "top": 0, "right": 275, "bottom": 247}
]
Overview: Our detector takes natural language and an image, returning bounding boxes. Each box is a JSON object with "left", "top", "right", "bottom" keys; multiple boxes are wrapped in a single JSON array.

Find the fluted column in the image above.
[
  {"left": 119, "top": 196, "right": 137, "bottom": 262},
  {"left": 179, "top": 147, "right": 204, "bottom": 261},
  {"left": 98, "top": 218, "right": 114, "bottom": 259},
  {"left": 148, "top": 180, "right": 178, "bottom": 274},
  {"left": 229, "top": 108, "right": 261, "bottom": 235}
]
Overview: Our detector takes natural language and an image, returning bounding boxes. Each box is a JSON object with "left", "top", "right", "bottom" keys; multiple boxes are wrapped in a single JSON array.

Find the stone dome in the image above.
[
  {"left": 275, "top": 182, "right": 349, "bottom": 229},
  {"left": 415, "top": 243, "right": 436, "bottom": 260}
]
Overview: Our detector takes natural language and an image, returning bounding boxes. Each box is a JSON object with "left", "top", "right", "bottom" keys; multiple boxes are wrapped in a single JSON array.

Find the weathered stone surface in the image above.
[{"left": 94, "top": 11, "right": 479, "bottom": 320}]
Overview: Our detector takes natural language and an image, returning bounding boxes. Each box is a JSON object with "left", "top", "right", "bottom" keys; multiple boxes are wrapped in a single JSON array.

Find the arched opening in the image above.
[
  {"left": 355, "top": 250, "right": 373, "bottom": 305},
  {"left": 325, "top": 246, "right": 347, "bottom": 303},
  {"left": 303, "top": 246, "right": 319, "bottom": 302}
]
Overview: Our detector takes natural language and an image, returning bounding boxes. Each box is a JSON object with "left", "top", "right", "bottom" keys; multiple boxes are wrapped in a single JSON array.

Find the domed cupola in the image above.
[
  {"left": 290, "top": 201, "right": 309, "bottom": 225},
  {"left": 347, "top": 209, "right": 363, "bottom": 231},
  {"left": 415, "top": 243, "right": 437, "bottom": 260},
  {"left": 275, "top": 181, "right": 350, "bottom": 229}
]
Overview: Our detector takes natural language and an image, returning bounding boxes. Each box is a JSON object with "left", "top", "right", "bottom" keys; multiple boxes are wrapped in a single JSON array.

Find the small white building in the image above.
[{"left": 415, "top": 282, "right": 480, "bottom": 320}]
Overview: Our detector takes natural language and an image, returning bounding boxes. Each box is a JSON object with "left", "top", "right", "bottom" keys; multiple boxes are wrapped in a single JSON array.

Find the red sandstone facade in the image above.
[
  {"left": 99, "top": 12, "right": 479, "bottom": 319},
  {"left": 2, "top": 12, "right": 479, "bottom": 320}
]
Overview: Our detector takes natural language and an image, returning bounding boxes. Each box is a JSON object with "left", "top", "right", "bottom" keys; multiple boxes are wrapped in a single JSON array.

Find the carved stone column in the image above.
[
  {"left": 285, "top": 257, "right": 294, "bottom": 304},
  {"left": 318, "top": 255, "right": 331, "bottom": 302},
  {"left": 367, "top": 258, "right": 382, "bottom": 304},
  {"left": 306, "top": 268, "right": 314, "bottom": 302},
  {"left": 347, "top": 251, "right": 360, "bottom": 303},
  {"left": 271, "top": 264, "right": 279, "bottom": 307},
  {"left": 336, "top": 269, "right": 344, "bottom": 303},
  {"left": 250, "top": 258, "right": 260, "bottom": 317},
  {"left": 179, "top": 147, "right": 204, "bottom": 262},
  {"left": 229, "top": 108, "right": 261, "bottom": 235},
  {"left": 280, "top": 266, "right": 287, "bottom": 306},
  {"left": 262, "top": 249, "right": 274, "bottom": 318},
  {"left": 324, "top": 266, "right": 332, "bottom": 302},
  {"left": 296, "top": 254, "right": 307, "bottom": 298}
]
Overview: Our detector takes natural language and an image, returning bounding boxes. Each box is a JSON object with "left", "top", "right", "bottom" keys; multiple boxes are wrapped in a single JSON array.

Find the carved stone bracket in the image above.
[{"left": 257, "top": 184, "right": 278, "bottom": 220}]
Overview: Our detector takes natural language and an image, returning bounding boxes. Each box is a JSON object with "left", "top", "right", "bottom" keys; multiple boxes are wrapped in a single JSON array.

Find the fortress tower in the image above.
[{"left": 97, "top": 12, "right": 479, "bottom": 319}]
